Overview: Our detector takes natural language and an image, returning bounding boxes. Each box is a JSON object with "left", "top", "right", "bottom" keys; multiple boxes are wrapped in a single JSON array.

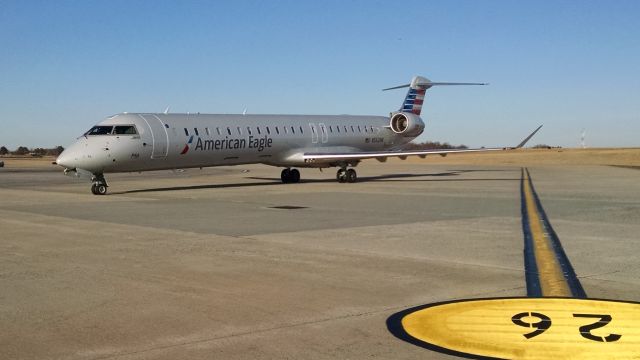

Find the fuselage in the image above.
[{"left": 56, "top": 113, "right": 422, "bottom": 174}]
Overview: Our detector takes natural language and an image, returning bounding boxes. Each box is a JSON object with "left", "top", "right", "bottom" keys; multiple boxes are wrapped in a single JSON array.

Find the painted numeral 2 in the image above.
[{"left": 511, "top": 312, "right": 622, "bottom": 342}]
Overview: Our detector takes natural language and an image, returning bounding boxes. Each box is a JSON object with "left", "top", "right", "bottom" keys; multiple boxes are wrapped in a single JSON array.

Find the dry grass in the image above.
[
  {"left": 0, "top": 156, "right": 57, "bottom": 168},
  {"left": 373, "top": 148, "right": 640, "bottom": 166}
]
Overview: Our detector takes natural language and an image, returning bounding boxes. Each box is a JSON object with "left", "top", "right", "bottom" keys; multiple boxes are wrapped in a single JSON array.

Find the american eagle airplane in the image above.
[{"left": 56, "top": 76, "right": 541, "bottom": 195}]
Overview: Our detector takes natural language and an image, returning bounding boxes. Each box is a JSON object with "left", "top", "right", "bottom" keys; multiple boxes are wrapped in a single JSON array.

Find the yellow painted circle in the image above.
[{"left": 393, "top": 298, "right": 640, "bottom": 359}]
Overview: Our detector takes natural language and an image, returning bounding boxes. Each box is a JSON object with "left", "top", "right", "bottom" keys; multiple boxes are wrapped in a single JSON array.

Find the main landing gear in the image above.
[
  {"left": 336, "top": 168, "right": 357, "bottom": 183},
  {"left": 280, "top": 167, "right": 357, "bottom": 184},
  {"left": 91, "top": 174, "right": 108, "bottom": 195},
  {"left": 281, "top": 168, "right": 301, "bottom": 183}
]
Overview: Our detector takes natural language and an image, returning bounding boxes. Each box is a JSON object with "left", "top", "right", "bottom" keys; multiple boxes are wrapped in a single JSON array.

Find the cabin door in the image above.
[
  {"left": 309, "top": 123, "right": 319, "bottom": 144},
  {"left": 140, "top": 114, "right": 169, "bottom": 158}
]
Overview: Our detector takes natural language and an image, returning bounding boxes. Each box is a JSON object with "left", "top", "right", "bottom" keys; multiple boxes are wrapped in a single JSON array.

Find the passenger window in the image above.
[
  {"left": 114, "top": 125, "right": 137, "bottom": 135},
  {"left": 266, "top": 127, "right": 271, "bottom": 135},
  {"left": 184, "top": 128, "right": 189, "bottom": 136},
  {"left": 194, "top": 128, "right": 199, "bottom": 136},
  {"left": 344, "top": 126, "right": 348, "bottom": 132},
  {"left": 237, "top": 126, "right": 242, "bottom": 135},
  {"left": 291, "top": 126, "right": 295, "bottom": 134},
  {"left": 257, "top": 127, "right": 262, "bottom": 135},
  {"left": 216, "top": 127, "right": 221, "bottom": 136},
  {"left": 227, "top": 127, "right": 232, "bottom": 135},
  {"left": 358, "top": 125, "right": 362, "bottom": 132},
  {"left": 350, "top": 126, "right": 355, "bottom": 132},
  {"left": 364, "top": 126, "right": 368, "bottom": 133},
  {"left": 300, "top": 126, "right": 304, "bottom": 134},
  {"left": 329, "top": 126, "right": 333, "bottom": 133},
  {"left": 205, "top": 127, "right": 210, "bottom": 136},
  {"left": 284, "top": 126, "right": 288, "bottom": 134},
  {"left": 247, "top": 126, "right": 252, "bottom": 135},
  {"left": 336, "top": 126, "right": 340, "bottom": 133},
  {"left": 275, "top": 127, "right": 280, "bottom": 135}
]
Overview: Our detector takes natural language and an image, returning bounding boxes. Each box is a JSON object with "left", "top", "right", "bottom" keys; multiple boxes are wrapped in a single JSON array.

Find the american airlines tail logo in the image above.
[
  {"left": 402, "top": 88, "right": 426, "bottom": 115},
  {"left": 180, "top": 135, "right": 194, "bottom": 155}
]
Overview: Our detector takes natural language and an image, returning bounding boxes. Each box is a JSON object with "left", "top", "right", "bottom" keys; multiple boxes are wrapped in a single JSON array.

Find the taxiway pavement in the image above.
[{"left": 1, "top": 161, "right": 638, "bottom": 359}]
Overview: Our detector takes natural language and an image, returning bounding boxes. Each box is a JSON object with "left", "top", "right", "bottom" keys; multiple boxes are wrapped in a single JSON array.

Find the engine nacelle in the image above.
[{"left": 389, "top": 112, "right": 425, "bottom": 137}]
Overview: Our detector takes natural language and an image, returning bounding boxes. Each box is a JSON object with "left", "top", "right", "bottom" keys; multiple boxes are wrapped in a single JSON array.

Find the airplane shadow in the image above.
[
  {"left": 116, "top": 169, "right": 520, "bottom": 194},
  {"left": 246, "top": 171, "right": 462, "bottom": 183},
  {"left": 116, "top": 181, "right": 283, "bottom": 194},
  {"left": 445, "top": 169, "right": 516, "bottom": 173}
]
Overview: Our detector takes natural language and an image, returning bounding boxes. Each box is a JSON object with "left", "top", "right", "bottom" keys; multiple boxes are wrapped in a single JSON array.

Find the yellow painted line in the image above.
[
  {"left": 523, "top": 171, "right": 572, "bottom": 297},
  {"left": 398, "top": 298, "right": 640, "bottom": 359}
]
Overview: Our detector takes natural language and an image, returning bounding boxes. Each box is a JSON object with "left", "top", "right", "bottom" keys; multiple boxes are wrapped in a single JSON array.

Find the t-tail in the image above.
[{"left": 383, "top": 76, "right": 487, "bottom": 115}]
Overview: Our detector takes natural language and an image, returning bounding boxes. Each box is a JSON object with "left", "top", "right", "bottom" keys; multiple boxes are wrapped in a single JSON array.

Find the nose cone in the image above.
[
  {"left": 56, "top": 139, "right": 86, "bottom": 170},
  {"left": 56, "top": 149, "right": 75, "bottom": 169},
  {"left": 55, "top": 138, "right": 107, "bottom": 173}
]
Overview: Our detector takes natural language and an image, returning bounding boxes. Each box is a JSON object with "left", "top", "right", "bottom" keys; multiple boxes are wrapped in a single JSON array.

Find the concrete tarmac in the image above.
[{"left": 1, "top": 161, "right": 638, "bottom": 359}]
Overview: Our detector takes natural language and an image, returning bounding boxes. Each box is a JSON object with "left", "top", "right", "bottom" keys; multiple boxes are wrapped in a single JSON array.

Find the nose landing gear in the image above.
[{"left": 91, "top": 174, "right": 108, "bottom": 195}]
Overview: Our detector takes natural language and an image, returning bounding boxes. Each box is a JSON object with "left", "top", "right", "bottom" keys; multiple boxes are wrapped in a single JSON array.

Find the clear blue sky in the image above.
[{"left": 1, "top": 1, "right": 639, "bottom": 149}]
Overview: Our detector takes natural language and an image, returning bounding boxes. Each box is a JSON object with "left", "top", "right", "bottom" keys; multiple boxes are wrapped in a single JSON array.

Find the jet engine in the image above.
[{"left": 389, "top": 112, "right": 425, "bottom": 137}]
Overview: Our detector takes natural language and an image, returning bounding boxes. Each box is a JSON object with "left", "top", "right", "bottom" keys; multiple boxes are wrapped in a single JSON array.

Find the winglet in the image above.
[{"left": 515, "top": 125, "right": 543, "bottom": 148}]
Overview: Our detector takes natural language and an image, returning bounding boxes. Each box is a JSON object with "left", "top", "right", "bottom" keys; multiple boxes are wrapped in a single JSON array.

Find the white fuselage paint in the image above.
[{"left": 57, "top": 113, "right": 420, "bottom": 174}]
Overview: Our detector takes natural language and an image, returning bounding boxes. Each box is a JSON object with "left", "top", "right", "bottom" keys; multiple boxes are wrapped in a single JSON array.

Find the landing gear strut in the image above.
[
  {"left": 91, "top": 174, "right": 108, "bottom": 195},
  {"left": 281, "top": 168, "right": 301, "bottom": 184},
  {"left": 336, "top": 168, "right": 357, "bottom": 183}
]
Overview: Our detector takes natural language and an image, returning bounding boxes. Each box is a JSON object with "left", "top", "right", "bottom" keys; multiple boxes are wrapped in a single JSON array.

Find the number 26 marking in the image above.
[{"left": 511, "top": 312, "right": 622, "bottom": 342}]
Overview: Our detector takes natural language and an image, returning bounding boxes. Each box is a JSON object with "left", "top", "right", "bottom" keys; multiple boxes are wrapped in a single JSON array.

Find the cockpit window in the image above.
[
  {"left": 114, "top": 125, "right": 138, "bottom": 135},
  {"left": 86, "top": 126, "right": 114, "bottom": 135}
]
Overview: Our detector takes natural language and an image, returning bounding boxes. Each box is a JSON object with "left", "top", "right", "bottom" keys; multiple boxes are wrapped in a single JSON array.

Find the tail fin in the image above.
[{"left": 383, "top": 76, "right": 487, "bottom": 116}]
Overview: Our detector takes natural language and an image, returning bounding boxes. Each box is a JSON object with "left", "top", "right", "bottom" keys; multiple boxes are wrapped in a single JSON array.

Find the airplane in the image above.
[{"left": 55, "top": 75, "right": 542, "bottom": 195}]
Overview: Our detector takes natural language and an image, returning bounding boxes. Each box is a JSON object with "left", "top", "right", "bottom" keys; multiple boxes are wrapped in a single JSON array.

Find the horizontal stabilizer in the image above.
[
  {"left": 383, "top": 81, "right": 487, "bottom": 91},
  {"left": 384, "top": 75, "right": 488, "bottom": 115}
]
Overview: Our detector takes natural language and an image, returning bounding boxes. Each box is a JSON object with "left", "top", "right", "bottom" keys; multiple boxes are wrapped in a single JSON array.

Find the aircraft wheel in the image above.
[
  {"left": 290, "top": 169, "right": 300, "bottom": 183},
  {"left": 96, "top": 184, "right": 108, "bottom": 195},
  {"left": 336, "top": 169, "right": 346, "bottom": 183},
  {"left": 91, "top": 174, "right": 109, "bottom": 195},
  {"left": 346, "top": 169, "right": 357, "bottom": 183},
  {"left": 91, "top": 182, "right": 107, "bottom": 195},
  {"left": 281, "top": 168, "right": 291, "bottom": 183}
]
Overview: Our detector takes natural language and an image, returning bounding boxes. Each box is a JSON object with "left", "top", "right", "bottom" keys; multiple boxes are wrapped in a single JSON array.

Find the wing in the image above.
[{"left": 303, "top": 125, "right": 543, "bottom": 163}]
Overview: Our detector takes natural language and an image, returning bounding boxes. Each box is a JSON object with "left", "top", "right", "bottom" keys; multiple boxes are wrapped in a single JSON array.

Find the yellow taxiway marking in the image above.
[
  {"left": 522, "top": 171, "right": 572, "bottom": 297},
  {"left": 400, "top": 298, "right": 640, "bottom": 359}
]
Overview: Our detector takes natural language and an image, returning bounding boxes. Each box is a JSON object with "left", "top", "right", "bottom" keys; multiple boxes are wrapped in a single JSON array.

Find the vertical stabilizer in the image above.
[{"left": 401, "top": 76, "right": 430, "bottom": 115}]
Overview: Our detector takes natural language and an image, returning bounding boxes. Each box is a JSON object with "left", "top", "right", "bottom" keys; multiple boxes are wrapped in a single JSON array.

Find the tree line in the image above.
[
  {"left": 0, "top": 146, "right": 65, "bottom": 156},
  {"left": 402, "top": 141, "right": 468, "bottom": 150}
]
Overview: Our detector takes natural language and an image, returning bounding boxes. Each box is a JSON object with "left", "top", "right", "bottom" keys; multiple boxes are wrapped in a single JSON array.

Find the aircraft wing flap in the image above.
[
  {"left": 302, "top": 147, "right": 505, "bottom": 162},
  {"left": 303, "top": 125, "right": 542, "bottom": 162}
]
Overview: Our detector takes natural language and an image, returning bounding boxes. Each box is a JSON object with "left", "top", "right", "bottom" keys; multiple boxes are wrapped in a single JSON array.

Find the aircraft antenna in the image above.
[
  {"left": 580, "top": 128, "right": 587, "bottom": 149},
  {"left": 164, "top": 106, "right": 170, "bottom": 114},
  {"left": 242, "top": 108, "right": 247, "bottom": 116}
]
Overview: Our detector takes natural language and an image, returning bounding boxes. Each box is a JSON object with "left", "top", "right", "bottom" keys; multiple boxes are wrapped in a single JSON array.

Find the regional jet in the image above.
[{"left": 56, "top": 75, "right": 541, "bottom": 195}]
